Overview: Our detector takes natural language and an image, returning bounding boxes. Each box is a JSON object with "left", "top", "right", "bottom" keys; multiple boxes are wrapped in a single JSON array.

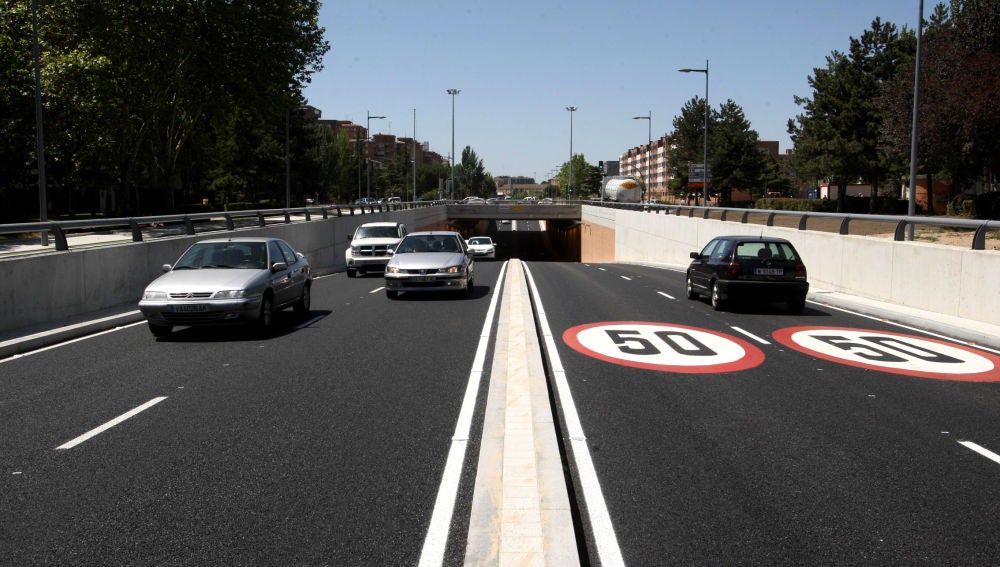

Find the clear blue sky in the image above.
[{"left": 303, "top": 0, "right": 922, "bottom": 182}]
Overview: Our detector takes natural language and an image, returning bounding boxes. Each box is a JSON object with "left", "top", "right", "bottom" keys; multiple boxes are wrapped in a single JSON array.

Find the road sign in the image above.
[
  {"left": 772, "top": 326, "right": 1000, "bottom": 382},
  {"left": 563, "top": 321, "right": 764, "bottom": 373}
]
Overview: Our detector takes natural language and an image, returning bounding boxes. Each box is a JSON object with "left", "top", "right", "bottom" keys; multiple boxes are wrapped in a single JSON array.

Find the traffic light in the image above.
[{"left": 598, "top": 161, "right": 605, "bottom": 175}]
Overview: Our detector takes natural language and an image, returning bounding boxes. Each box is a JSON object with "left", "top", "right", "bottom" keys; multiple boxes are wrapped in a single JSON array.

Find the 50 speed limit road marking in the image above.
[
  {"left": 563, "top": 321, "right": 765, "bottom": 373},
  {"left": 772, "top": 326, "right": 1000, "bottom": 382}
]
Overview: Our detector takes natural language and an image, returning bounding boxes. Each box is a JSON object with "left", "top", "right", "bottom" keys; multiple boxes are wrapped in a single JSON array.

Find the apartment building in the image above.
[{"left": 620, "top": 136, "right": 671, "bottom": 202}]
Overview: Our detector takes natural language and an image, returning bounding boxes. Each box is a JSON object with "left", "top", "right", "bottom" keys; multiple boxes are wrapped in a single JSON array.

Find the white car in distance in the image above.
[{"left": 466, "top": 236, "right": 496, "bottom": 259}]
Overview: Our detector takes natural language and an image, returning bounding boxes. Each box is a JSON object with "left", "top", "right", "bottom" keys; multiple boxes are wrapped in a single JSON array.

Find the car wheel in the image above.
[
  {"left": 710, "top": 282, "right": 725, "bottom": 311},
  {"left": 386, "top": 289, "right": 398, "bottom": 299},
  {"left": 258, "top": 294, "right": 274, "bottom": 331},
  {"left": 464, "top": 278, "right": 474, "bottom": 298},
  {"left": 294, "top": 284, "right": 311, "bottom": 314},
  {"left": 148, "top": 322, "right": 172, "bottom": 337},
  {"left": 346, "top": 268, "right": 356, "bottom": 278},
  {"left": 685, "top": 275, "right": 699, "bottom": 300},
  {"left": 788, "top": 296, "right": 806, "bottom": 313}
]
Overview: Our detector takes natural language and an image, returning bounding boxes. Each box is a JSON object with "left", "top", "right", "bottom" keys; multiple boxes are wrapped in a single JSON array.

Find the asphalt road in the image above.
[
  {"left": 529, "top": 261, "right": 1000, "bottom": 565},
  {"left": 4, "top": 222, "right": 1000, "bottom": 565}
]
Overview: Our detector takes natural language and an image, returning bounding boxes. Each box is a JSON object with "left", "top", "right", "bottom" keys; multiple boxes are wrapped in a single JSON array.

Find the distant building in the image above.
[{"left": 620, "top": 137, "right": 670, "bottom": 201}]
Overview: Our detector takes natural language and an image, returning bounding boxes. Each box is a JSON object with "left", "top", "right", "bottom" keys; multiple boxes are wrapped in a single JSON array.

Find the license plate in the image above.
[
  {"left": 172, "top": 304, "right": 208, "bottom": 312},
  {"left": 754, "top": 268, "right": 784, "bottom": 276},
  {"left": 411, "top": 276, "right": 435, "bottom": 282}
]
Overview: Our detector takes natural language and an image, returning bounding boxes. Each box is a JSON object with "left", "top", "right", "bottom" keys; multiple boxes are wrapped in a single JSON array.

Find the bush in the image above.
[
  {"left": 947, "top": 194, "right": 977, "bottom": 218},
  {"left": 755, "top": 198, "right": 837, "bottom": 212},
  {"left": 223, "top": 201, "right": 260, "bottom": 212}
]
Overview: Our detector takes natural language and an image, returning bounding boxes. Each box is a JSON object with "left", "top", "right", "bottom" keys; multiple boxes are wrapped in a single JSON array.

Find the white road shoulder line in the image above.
[
  {"left": 56, "top": 397, "right": 168, "bottom": 450},
  {"left": 418, "top": 261, "right": 508, "bottom": 566},
  {"left": 523, "top": 263, "right": 625, "bottom": 567},
  {"left": 959, "top": 441, "right": 1000, "bottom": 465}
]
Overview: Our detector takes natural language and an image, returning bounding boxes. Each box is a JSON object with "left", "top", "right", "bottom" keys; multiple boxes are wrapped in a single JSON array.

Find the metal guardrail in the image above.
[
  {"left": 0, "top": 201, "right": 436, "bottom": 252},
  {"left": 588, "top": 200, "right": 1000, "bottom": 250},
  {"left": 2, "top": 199, "right": 998, "bottom": 251}
]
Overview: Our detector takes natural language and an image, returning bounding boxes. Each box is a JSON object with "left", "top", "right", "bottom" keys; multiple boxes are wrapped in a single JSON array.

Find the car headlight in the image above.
[
  {"left": 440, "top": 265, "right": 463, "bottom": 274},
  {"left": 386, "top": 266, "right": 400, "bottom": 274},
  {"left": 142, "top": 290, "right": 168, "bottom": 300},
  {"left": 213, "top": 290, "right": 247, "bottom": 299}
]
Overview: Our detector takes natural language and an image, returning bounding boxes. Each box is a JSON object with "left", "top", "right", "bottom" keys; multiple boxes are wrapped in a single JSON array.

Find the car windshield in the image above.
[
  {"left": 355, "top": 226, "right": 399, "bottom": 239},
  {"left": 735, "top": 241, "right": 799, "bottom": 261},
  {"left": 174, "top": 242, "right": 268, "bottom": 269},
  {"left": 395, "top": 235, "right": 461, "bottom": 254},
  {"left": 469, "top": 238, "right": 491, "bottom": 245}
]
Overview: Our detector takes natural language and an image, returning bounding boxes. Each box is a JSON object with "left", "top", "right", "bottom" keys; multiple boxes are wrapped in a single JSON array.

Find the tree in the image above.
[
  {"left": 880, "top": 0, "right": 1000, "bottom": 204},
  {"left": 455, "top": 145, "right": 488, "bottom": 198},
  {"left": 666, "top": 96, "right": 715, "bottom": 203},
  {"left": 788, "top": 18, "right": 913, "bottom": 212},
  {"left": 0, "top": 0, "right": 329, "bottom": 219},
  {"left": 557, "top": 154, "right": 594, "bottom": 198},
  {"left": 708, "top": 100, "right": 769, "bottom": 206}
]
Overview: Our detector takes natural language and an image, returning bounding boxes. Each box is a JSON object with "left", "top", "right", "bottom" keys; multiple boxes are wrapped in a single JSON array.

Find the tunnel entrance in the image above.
[{"left": 448, "top": 219, "right": 580, "bottom": 262}]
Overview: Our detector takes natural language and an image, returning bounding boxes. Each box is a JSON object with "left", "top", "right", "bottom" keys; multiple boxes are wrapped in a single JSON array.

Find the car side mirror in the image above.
[
  {"left": 162, "top": 264, "right": 172, "bottom": 272},
  {"left": 689, "top": 252, "right": 701, "bottom": 259},
  {"left": 271, "top": 261, "right": 288, "bottom": 272}
]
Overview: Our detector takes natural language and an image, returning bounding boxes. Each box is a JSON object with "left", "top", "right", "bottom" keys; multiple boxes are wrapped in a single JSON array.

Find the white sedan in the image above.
[{"left": 466, "top": 236, "right": 496, "bottom": 259}]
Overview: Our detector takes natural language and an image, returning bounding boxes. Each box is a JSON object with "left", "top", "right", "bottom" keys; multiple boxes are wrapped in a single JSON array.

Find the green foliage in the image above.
[
  {"left": 948, "top": 193, "right": 1000, "bottom": 220},
  {"left": 0, "top": 0, "right": 329, "bottom": 219}
]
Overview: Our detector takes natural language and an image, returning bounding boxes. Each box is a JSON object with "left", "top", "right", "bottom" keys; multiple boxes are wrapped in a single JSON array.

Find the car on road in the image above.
[
  {"left": 138, "top": 237, "right": 312, "bottom": 336},
  {"left": 462, "top": 196, "right": 486, "bottom": 204},
  {"left": 345, "top": 221, "right": 407, "bottom": 277},
  {"left": 384, "top": 231, "right": 474, "bottom": 298},
  {"left": 466, "top": 236, "right": 496, "bottom": 259},
  {"left": 686, "top": 235, "right": 809, "bottom": 312}
]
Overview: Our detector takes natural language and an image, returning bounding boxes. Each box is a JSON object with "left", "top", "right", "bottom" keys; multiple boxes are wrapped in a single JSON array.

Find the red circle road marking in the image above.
[
  {"left": 563, "top": 321, "right": 765, "bottom": 374},
  {"left": 772, "top": 326, "right": 1000, "bottom": 382}
]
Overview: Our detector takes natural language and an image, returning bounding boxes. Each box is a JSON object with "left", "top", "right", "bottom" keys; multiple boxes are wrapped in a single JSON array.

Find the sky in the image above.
[{"left": 302, "top": 0, "right": 923, "bottom": 182}]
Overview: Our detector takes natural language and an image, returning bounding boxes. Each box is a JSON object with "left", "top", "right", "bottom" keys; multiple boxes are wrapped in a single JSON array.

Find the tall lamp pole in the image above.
[
  {"left": 31, "top": 0, "right": 48, "bottom": 245},
  {"left": 566, "top": 106, "right": 577, "bottom": 198},
  {"left": 679, "top": 60, "right": 709, "bottom": 205},
  {"left": 632, "top": 111, "right": 651, "bottom": 203},
  {"left": 447, "top": 89, "right": 460, "bottom": 200},
  {"left": 906, "top": 0, "right": 924, "bottom": 240},
  {"left": 366, "top": 111, "right": 385, "bottom": 200}
]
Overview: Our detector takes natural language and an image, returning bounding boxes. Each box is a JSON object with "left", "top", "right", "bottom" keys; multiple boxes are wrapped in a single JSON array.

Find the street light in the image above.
[
  {"left": 447, "top": 89, "right": 460, "bottom": 200},
  {"left": 366, "top": 111, "right": 386, "bottom": 200},
  {"left": 31, "top": 0, "right": 48, "bottom": 245},
  {"left": 679, "top": 60, "right": 709, "bottom": 205},
  {"left": 632, "top": 111, "right": 651, "bottom": 203},
  {"left": 566, "top": 106, "right": 577, "bottom": 198}
]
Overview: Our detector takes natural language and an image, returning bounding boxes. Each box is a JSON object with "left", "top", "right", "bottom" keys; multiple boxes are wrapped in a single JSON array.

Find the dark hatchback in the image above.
[{"left": 686, "top": 235, "right": 809, "bottom": 312}]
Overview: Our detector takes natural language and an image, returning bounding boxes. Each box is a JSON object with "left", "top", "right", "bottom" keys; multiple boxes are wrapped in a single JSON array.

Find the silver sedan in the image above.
[
  {"left": 384, "top": 231, "right": 474, "bottom": 298},
  {"left": 138, "top": 237, "right": 312, "bottom": 336}
]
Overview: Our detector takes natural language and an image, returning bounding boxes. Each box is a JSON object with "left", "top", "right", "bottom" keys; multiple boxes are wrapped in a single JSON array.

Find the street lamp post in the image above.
[
  {"left": 632, "top": 111, "right": 651, "bottom": 203},
  {"left": 566, "top": 106, "right": 577, "bottom": 198},
  {"left": 32, "top": 0, "right": 48, "bottom": 245},
  {"left": 366, "top": 111, "right": 386, "bottom": 200},
  {"left": 679, "top": 60, "right": 709, "bottom": 205},
  {"left": 447, "top": 89, "right": 460, "bottom": 200}
]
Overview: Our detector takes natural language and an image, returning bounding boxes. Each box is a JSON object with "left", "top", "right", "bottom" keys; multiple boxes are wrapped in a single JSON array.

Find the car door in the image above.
[
  {"left": 267, "top": 240, "right": 296, "bottom": 307},
  {"left": 277, "top": 240, "right": 308, "bottom": 307},
  {"left": 689, "top": 238, "right": 723, "bottom": 292}
]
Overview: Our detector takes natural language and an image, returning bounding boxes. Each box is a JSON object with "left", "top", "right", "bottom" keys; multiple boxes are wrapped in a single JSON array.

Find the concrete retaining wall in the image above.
[
  {"left": 582, "top": 205, "right": 1000, "bottom": 328},
  {"left": 0, "top": 207, "right": 446, "bottom": 335}
]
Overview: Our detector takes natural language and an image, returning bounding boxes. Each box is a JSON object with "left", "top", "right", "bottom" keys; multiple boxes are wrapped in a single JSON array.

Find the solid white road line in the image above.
[
  {"left": 730, "top": 326, "right": 771, "bottom": 345},
  {"left": 959, "top": 441, "right": 1000, "bottom": 466},
  {"left": 55, "top": 397, "right": 168, "bottom": 450},
  {"left": 418, "top": 261, "right": 508, "bottom": 567},
  {"left": 524, "top": 263, "right": 625, "bottom": 567},
  {"left": 2, "top": 320, "right": 146, "bottom": 364}
]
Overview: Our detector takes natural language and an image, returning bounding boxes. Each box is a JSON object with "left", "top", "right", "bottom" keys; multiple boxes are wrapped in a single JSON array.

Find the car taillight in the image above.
[
  {"left": 795, "top": 263, "right": 807, "bottom": 278},
  {"left": 727, "top": 261, "right": 740, "bottom": 277}
]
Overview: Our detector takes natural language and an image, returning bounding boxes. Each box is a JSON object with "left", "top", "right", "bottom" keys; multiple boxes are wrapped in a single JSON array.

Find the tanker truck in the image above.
[{"left": 601, "top": 176, "right": 643, "bottom": 203}]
